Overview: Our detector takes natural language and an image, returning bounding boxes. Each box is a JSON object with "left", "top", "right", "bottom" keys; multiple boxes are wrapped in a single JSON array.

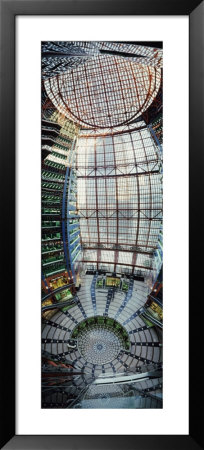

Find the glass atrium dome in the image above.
[
  {"left": 44, "top": 55, "right": 161, "bottom": 129},
  {"left": 41, "top": 41, "right": 163, "bottom": 409}
]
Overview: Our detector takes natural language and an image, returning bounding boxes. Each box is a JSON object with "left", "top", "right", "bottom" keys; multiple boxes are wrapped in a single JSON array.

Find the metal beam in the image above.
[
  {"left": 81, "top": 260, "right": 153, "bottom": 270},
  {"left": 77, "top": 170, "right": 160, "bottom": 179}
]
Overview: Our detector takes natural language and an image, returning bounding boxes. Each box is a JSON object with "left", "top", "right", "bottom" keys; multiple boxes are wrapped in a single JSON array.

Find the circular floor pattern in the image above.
[
  {"left": 42, "top": 276, "right": 163, "bottom": 408},
  {"left": 77, "top": 327, "right": 123, "bottom": 365}
]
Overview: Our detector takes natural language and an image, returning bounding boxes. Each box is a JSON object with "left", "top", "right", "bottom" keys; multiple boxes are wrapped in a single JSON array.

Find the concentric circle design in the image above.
[
  {"left": 42, "top": 276, "right": 163, "bottom": 409},
  {"left": 93, "top": 342, "right": 106, "bottom": 353},
  {"left": 77, "top": 327, "right": 123, "bottom": 364}
]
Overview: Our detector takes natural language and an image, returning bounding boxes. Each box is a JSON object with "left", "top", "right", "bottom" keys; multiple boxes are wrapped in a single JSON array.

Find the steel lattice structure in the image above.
[
  {"left": 42, "top": 40, "right": 163, "bottom": 279},
  {"left": 42, "top": 41, "right": 163, "bottom": 80},
  {"left": 76, "top": 122, "right": 162, "bottom": 275},
  {"left": 43, "top": 41, "right": 162, "bottom": 129}
]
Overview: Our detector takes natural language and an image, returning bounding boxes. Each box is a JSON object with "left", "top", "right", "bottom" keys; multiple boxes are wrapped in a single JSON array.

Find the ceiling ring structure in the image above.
[{"left": 44, "top": 55, "right": 161, "bottom": 129}]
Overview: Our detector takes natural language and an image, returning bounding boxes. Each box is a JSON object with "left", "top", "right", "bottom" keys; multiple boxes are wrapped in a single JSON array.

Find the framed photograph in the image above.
[{"left": 0, "top": 0, "right": 203, "bottom": 449}]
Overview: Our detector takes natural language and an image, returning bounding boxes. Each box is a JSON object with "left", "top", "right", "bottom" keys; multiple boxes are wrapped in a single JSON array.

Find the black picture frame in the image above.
[{"left": 0, "top": 0, "right": 203, "bottom": 449}]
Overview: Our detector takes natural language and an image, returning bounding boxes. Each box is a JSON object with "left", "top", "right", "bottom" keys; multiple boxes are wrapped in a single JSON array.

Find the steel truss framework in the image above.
[
  {"left": 43, "top": 41, "right": 163, "bottom": 278},
  {"left": 76, "top": 122, "right": 162, "bottom": 275},
  {"left": 44, "top": 42, "right": 162, "bottom": 129}
]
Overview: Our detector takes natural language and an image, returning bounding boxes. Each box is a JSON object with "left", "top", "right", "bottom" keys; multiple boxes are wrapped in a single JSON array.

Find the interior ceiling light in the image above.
[{"left": 44, "top": 55, "right": 161, "bottom": 129}]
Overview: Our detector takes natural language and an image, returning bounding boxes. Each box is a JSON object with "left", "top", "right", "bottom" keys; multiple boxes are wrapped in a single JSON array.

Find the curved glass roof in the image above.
[
  {"left": 43, "top": 41, "right": 163, "bottom": 278},
  {"left": 77, "top": 122, "right": 162, "bottom": 275},
  {"left": 44, "top": 56, "right": 161, "bottom": 129}
]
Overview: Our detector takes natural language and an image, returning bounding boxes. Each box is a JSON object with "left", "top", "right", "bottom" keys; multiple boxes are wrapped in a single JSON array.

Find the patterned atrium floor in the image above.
[
  {"left": 42, "top": 274, "right": 162, "bottom": 408},
  {"left": 77, "top": 326, "right": 125, "bottom": 365}
]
